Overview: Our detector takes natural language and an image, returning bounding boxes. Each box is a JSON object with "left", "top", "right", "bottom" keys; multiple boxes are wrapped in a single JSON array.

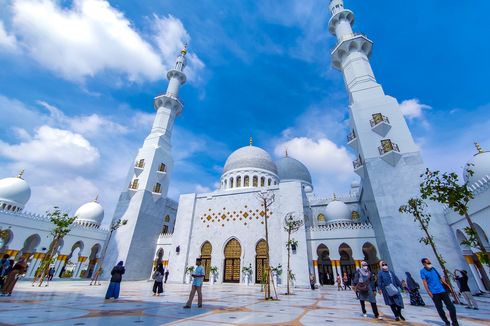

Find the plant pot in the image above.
[
  {"left": 185, "top": 273, "right": 191, "bottom": 284},
  {"left": 245, "top": 273, "right": 250, "bottom": 286}
]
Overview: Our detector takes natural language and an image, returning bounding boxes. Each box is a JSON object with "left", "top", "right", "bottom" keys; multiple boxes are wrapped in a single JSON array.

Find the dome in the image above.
[
  {"left": 325, "top": 199, "right": 351, "bottom": 223},
  {"left": 0, "top": 173, "right": 31, "bottom": 210},
  {"left": 464, "top": 144, "right": 490, "bottom": 185},
  {"left": 75, "top": 200, "right": 104, "bottom": 227},
  {"left": 275, "top": 156, "right": 313, "bottom": 190},
  {"left": 223, "top": 145, "right": 277, "bottom": 175}
]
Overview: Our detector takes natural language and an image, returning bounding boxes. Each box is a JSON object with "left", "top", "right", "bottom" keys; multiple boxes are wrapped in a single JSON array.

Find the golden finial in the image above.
[
  {"left": 17, "top": 169, "right": 24, "bottom": 179},
  {"left": 474, "top": 142, "right": 484, "bottom": 154},
  {"left": 94, "top": 194, "right": 99, "bottom": 203},
  {"left": 181, "top": 43, "right": 188, "bottom": 55},
  {"left": 249, "top": 136, "right": 253, "bottom": 146}
]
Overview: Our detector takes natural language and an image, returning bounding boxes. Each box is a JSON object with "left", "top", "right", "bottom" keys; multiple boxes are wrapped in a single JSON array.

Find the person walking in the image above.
[
  {"left": 48, "top": 266, "right": 56, "bottom": 281},
  {"left": 309, "top": 273, "right": 316, "bottom": 290},
  {"left": 183, "top": 258, "right": 205, "bottom": 308},
  {"left": 454, "top": 269, "right": 478, "bottom": 310},
  {"left": 377, "top": 260, "right": 405, "bottom": 321},
  {"left": 0, "top": 254, "right": 11, "bottom": 290},
  {"left": 152, "top": 264, "right": 165, "bottom": 296},
  {"left": 420, "top": 258, "right": 458, "bottom": 326},
  {"left": 105, "top": 261, "right": 125, "bottom": 300},
  {"left": 336, "top": 274, "right": 343, "bottom": 291},
  {"left": 343, "top": 272, "right": 351, "bottom": 290},
  {"left": 164, "top": 269, "right": 169, "bottom": 283},
  {"left": 1, "top": 258, "right": 27, "bottom": 296},
  {"left": 405, "top": 272, "right": 425, "bottom": 306},
  {"left": 353, "top": 261, "right": 383, "bottom": 320}
]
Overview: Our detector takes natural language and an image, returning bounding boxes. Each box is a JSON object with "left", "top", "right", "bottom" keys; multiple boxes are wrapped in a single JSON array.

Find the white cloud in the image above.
[
  {"left": 195, "top": 184, "right": 211, "bottom": 193},
  {"left": 399, "top": 98, "right": 431, "bottom": 120},
  {"left": 0, "top": 125, "right": 100, "bottom": 168},
  {"left": 8, "top": 0, "right": 203, "bottom": 83},
  {"left": 0, "top": 20, "right": 17, "bottom": 51}
]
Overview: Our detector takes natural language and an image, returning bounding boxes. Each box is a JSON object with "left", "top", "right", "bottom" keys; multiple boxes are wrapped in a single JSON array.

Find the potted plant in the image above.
[
  {"left": 242, "top": 264, "right": 253, "bottom": 286},
  {"left": 271, "top": 264, "right": 282, "bottom": 286},
  {"left": 210, "top": 266, "right": 218, "bottom": 285},
  {"left": 185, "top": 266, "right": 194, "bottom": 284}
]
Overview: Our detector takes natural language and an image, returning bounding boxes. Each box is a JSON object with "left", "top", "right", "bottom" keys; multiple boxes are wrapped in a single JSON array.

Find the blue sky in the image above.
[{"left": 0, "top": 0, "right": 489, "bottom": 225}]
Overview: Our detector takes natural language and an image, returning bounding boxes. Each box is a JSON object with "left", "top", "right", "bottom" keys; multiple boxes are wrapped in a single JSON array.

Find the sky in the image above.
[{"left": 0, "top": 0, "right": 489, "bottom": 227}]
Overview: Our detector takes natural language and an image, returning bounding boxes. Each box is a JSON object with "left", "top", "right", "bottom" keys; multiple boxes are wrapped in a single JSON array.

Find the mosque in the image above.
[{"left": 0, "top": 0, "right": 489, "bottom": 291}]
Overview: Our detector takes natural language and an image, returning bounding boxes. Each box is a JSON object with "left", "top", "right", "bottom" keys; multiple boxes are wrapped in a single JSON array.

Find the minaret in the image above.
[
  {"left": 103, "top": 47, "right": 188, "bottom": 280},
  {"left": 328, "top": 0, "right": 465, "bottom": 278}
]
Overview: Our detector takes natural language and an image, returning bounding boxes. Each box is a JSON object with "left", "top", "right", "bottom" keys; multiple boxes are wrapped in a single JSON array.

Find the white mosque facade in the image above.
[{"left": 0, "top": 0, "right": 489, "bottom": 291}]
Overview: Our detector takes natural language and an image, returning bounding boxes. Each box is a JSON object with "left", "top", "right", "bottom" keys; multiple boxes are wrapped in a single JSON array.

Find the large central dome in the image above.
[{"left": 223, "top": 145, "right": 278, "bottom": 175}]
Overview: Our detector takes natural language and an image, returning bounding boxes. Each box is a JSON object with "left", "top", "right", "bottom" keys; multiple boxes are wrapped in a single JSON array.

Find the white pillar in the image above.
[
  {"left": 314, "top": 261, "right": 321, "bottom": 286},
  {"left": 26, "top": 258, "right": 40, "bottom": 278}
]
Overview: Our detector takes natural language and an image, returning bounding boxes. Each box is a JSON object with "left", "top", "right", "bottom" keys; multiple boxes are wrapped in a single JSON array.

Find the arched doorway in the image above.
[
  {"left": 18, "top": 234, "right": 41, "bottom": 261},
  {"left": 60, "top": 241, "right": 84, "bottom": 278},
  {"left": 339, "top": 243, "right": 355, "bottom": 279},
  {"left": 362, "top": 242, "right": 380, "bottom": 274},
  {"left": 456, "top": 229, "right": 489, "bottom": 291},
  {"left": 223, "top": 238, "right": 241, "bottom": 283},
  {"left": 200, "top": 241, "right": 212, "bottom": 282},
  {"left": 86, "top": 244, "right": 101, "bottom": 278},
  {"left": 317, "top": 244, "right": 334, "bottom": 285},
  {"left": 255, "top": 239, "right": 268, "bottom": 284}
]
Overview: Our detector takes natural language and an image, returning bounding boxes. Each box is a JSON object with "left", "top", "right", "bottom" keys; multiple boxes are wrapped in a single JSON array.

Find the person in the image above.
[
  {"left": 454, "top": 269, "right": 478, "bottom": 310},
  {"left": 377, "top": 260, "right": 405, "bottom": 321},
  {"left": 309, "top": 273, "right": 316, "bottom": 290},
  {"left": 164, "top": 269, "right": 169, "bottom": 283},
  {"left": 183, "top": 258, "right": 205, "bottom": 308},
  {"left": 343, "top": 272, "right": 351, "bottom": 290},
  {"left": 48, "top": 266, "right": 56, "bottom": 281},
  {"left": 1, "top": 258, "right": 27, "bottom": 296},
  {"left": 420, "top": 258, "right": 458, "bottom": 326},
  {"left": 405, "top": 272, "right": 425, "bottom": 306},
  {"left": 336, "top": 274, "right": 343, "bottom": 291},
  {"left": 353, "top": 261, "right": 383, "bottom": 320},
  {"left": 152, "top": 264, "right": 165, "bottom": 296},
  {"left": 0, "top": 254, "right": 11, "bottom": 290},
  {"left": 105, "top": 261, "right": 125, "bottom": 300}
]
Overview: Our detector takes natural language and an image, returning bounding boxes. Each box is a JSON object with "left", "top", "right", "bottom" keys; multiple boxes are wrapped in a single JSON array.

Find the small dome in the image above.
[
  {"left": 0, "top": 173, "right": 31, "bottom": 210},
  {"left": 275, "top": 156, "right": 313, "bottom": 191},
  {"left": 75, "top": 200, "right": 104, "bottom": 227},
  {"left": 325, "top": 199, "right": 351, "bottom": 223},
  {"left": 464, "top": 144, "right": 490, "bottom": 184},
  {"left": 223, "top": 145, "right": 277, "bottom": 175}
]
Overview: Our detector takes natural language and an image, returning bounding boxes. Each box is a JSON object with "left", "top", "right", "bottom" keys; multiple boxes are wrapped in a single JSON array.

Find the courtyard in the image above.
[{"left": 0, "top": 280, "right": 489, "bottom": 325}]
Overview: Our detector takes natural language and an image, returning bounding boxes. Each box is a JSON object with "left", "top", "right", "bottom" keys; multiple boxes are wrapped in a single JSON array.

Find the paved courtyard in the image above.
[{"left": 0, "top": 280, "right": 489, "bottom": 325}]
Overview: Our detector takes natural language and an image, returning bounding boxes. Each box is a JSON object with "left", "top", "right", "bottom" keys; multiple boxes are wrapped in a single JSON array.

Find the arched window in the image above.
[
  {"left": 153, "top": 183, "right": 161, "bottom": 193},
  {"left": 230, "top": 178, "right": 234, "bottom": 188},
  {"left": 253, "top": 176, "right": 258, "bottom": 187},
  {"left": 317, "top": 214, "right": 326, "bottom": 222},
  {"left": 260, "top": 177, "right": 265, "bottom": 187},
  {"left": 236, "top": 176, "right": 242, "bottom": 187},
  {"left": 164, "top": 215, "right": 170, "bottom": 222},
  {"left": 244, "top": 176, "right": 250, "bottom": 187},
  {"left": 225, "top": 179, "right": 228, "bottom": 188},
  {"left": 268, "top": 179, "right": 272, "bottom": 186}
]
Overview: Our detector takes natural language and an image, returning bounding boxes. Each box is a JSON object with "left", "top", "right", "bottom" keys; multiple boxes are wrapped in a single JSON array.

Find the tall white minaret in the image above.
[
  {"left": 328, "top": 0, "right": 466, "bottom": 280},
  {"left": 103, "top": 47, "right": 188, "bottom": 280}
]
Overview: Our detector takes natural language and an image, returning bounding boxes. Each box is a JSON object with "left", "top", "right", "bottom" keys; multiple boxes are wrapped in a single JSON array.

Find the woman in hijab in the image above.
[
  {"left": 1, "top": 258, "right": 27, "bottom": 296},
  {"left": 105, "top": 261, "right": 125, "bottom": 300},
  {"left": 405, "top": 271, "right": 425, "bottom": 306},
  {"left": 353, "top": 261, "right": 383, "bottom": 320},
  {"left": 377, "top": 260, "right": 405, "bottom": 321}
]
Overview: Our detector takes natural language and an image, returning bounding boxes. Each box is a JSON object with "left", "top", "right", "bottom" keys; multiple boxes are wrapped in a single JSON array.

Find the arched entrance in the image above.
[
  {"left": 60, "top": 241, "right": 84, "bottom": 278},
  {"left": 339, "top": 243, "right": 355, "bottom": 279},
  {"left": 362, "top": 242, "right": 380, "bottom": 274},
  {"left": 317, "top": 244, "right": 333, "bottom": 285},
  {"left": 86, "top": 244, "right": 101, "bottom": 278},
  {"left": 456, "top": 229, "right": 490, "bottom": 291},
  {"left": 200, "top": 241, "right": 212, "bottom": 282},
  {"left": 255, "top": 239, "right": 268, "bottom": 283},
  {"left": 18, "top": 234, "right": 41, "bottom": 261},
  {"left": 223, "top": 239, "right": 241, "bottom": 283}
]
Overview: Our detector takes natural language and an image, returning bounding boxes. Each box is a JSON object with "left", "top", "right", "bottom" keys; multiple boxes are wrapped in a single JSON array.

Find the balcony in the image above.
[
  {"left": 352, "top": 156, "right": 364, "bottom": 178},
  {"left": 378, "top": 139, "right": 401, "bottom": 166},
  {"left": 370, "top": 113, "right": 391, "bottom": 136},
  {"left": 346, "top": 129, "right": 359, "bottom": 150}
]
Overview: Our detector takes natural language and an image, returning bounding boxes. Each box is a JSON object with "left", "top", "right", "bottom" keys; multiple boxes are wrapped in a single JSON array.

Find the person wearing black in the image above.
[
  {"left": 454, "top": 269, "right": 478, "bottom": 310},
  {"left": 164, "top": 269, "right": 169, "bottom": 283},
  {"left": 0, "top": 254, "right": 11, "bottom": 290},
  {"left": 152, "top": 264, "right": 165, "bottom": 296},
  {"left": 405, "top": 272, "right": 425, "bottom": 306},
  {"left": 353, "top": 261, "right": 382, "bottom": 320},
  {"left": 105, "top": 261, "right": 125, "bottom": 299}
]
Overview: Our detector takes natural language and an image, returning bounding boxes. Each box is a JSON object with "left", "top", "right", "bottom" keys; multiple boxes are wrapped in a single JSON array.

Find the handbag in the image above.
[
  {"left": 357, "top": 281, "right": 369, "bottom": 292},
  {"left": 385, "top": 272, "right": 400, "bottom": 297}
]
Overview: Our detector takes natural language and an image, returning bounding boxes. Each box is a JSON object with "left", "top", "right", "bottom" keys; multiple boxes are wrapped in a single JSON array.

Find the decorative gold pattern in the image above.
[{"left": 200, "top": 205, "right": 273, "bottom": 227}]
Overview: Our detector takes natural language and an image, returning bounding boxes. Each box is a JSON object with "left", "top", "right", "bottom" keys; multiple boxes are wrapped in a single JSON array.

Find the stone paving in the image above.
[{"left": 0, "top": 280, "right": 489, "bottom": 325}]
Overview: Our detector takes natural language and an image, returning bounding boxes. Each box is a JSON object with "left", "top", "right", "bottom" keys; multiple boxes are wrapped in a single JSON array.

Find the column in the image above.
[
  {"left": 313, "top": 260, "right": 320, "bottom": 286},
  {"left": 354, "top": 260, "right": 362, "bottom": 268},
  {"left": 54, "top": 255, "right": 67, "bottom": 278},
  {"left": 332, "top": 260, "right": 340, "bottom": 277},
  {"left": 465, "top": 255, "right": 485, "bottom": 292},
  {"left": 73, "top": 256, "right": 88, "bottom": 278}
]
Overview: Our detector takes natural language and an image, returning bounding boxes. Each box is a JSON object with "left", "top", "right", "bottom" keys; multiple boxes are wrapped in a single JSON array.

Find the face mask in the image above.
[
  {"left": 425, "top": 264, "right": 432, "bottom": 269},
  {"left": 382, "top": 265, "right": 388, "bottom": 271},
  {"left": 362, "top": 266, "right": 368, "bottom": 271}
]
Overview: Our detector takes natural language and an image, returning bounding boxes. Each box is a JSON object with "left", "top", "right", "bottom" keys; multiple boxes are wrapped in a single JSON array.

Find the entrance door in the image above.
[
  {"left": 255, "top": 239, "right": 269, "bottom": 283},
  {"left": 223, "top": 239, "right": 241, "bottom": 283},
  {"left": 200, "top": 241, "right": 212, "bottom": 282}
]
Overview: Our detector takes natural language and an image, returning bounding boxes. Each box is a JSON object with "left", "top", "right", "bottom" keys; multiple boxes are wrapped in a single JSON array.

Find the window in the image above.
[
  {"left": 253, "top": 176, "right": 258, "bottom": 187},
  {"left": 162, "top": 225, "right": 169, "bottom": 234},
  {"left": 268, "top": 179, "right": 271, "bottom": 186},
  {"left": 164, "top": 215, "right": 171, "bottom": 222},
  {"left": 317, "top": 214, "right": 326, "bottom": 222},
  {"left": 153, "top": 183, "right": 161, "bottom": 193},
  {"left": 244, "top": 176, "right": 249, "bottom": 187},
  {"left": 260, "top": 177, "right": 265, "bottom": 187},
  {"left": 225, "top": 179, "right": 228, "bottom": 188},
  {"left": 230, "top": 178, "right": 234, "bottom": 188},
  {"left": 158, "top": 163, "right": 166, "bottom": 172},
  {"left": 135, "top": 159, "right": 145, "bottom": 168},
  {"left": 237, "top": 176, "right": 242, "bottom": 187},
  {"left": 129, "top": 179, "right": 139, "bottom": 190}
]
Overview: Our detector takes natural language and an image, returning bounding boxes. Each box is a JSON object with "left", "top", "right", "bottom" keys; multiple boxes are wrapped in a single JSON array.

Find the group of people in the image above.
[{"left": 0, "top": 254, "right": 28, "bottom": 296}]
